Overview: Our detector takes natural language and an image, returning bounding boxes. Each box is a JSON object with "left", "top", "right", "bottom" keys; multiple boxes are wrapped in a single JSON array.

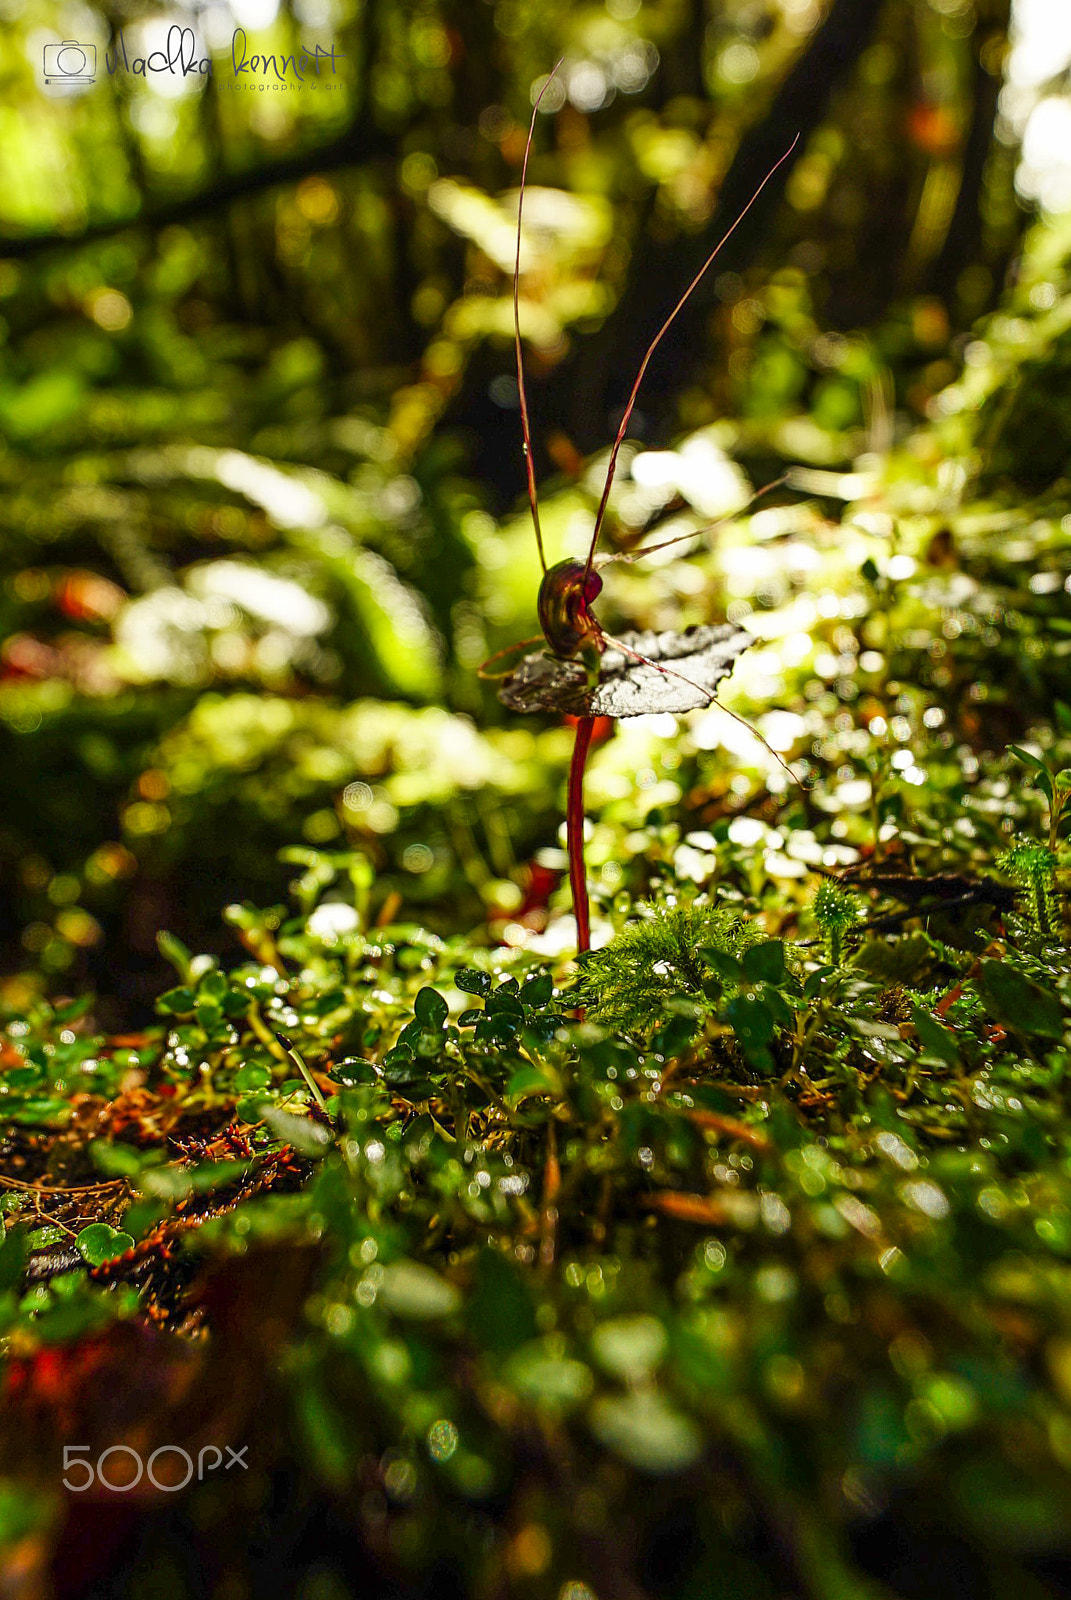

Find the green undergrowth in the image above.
[{"left": 1, "top": 756, "right": 1071, "bottom": 1599}]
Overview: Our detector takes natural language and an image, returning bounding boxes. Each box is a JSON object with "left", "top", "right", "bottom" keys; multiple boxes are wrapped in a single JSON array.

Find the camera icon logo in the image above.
[{"left": 43, "top": 40, "right": 97, "bottom": 85}]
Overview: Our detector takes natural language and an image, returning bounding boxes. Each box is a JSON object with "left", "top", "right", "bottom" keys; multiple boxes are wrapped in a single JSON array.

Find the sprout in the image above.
[
  {"left": 813, "top": 879, "right": 863, "bottom": 967},
  {"left": 998, "top": 840, "right": 1058, "bottom": 938}
]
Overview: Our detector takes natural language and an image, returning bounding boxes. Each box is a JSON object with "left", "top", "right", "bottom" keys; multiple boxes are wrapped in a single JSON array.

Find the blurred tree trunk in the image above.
[
  {"left": 925, "top": 1, "right": 1019, "bottom": 313},
  {"left": 490, "top": 0, "right": 1016, "bottom": 475},
  {"left": 558, "top": 0, "right": 890, "bottom": 454}
]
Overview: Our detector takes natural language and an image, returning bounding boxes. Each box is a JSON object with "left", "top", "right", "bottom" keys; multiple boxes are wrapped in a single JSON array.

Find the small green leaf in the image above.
[
  {"left": 728, "top": 994, "right": 776, "bottom": 1065},
  {"left": 90, "top": 1141, "right": 149, "bottom": 1178},
  {"left": 195, "top": 1001, "right": 223, "bottom": 1031},
  {"left": 234, "top": 1063, "right": 273, "bottom": 1093},
  {"left": 6, "top": 1067, "right": 44, "bottom": 1091},
  {"left": 381, "top": 1047, "right": 424, "bottom": 1084},
  {"left": 523, "top": 1014, "right": 565, "bottom": 1043},
  {"left": 0, "top": 1227, "right": 27, "bottom": 1292},
  {"left": 198, "top": 970, "right": 229, "bottom": 1002},
  {"left": 455, "top": 969, "right": 491, "bottom": 997},
  {"left": 701, "top": 946, "right": 744, "bottom": 985},
  {"left": 76, "top": 1223, "right": 134, "bottom": 1267},
  {"left": 912, "top": 1006, "right": 960, "bottom": 1066},
  {"left": 976, "top": 960, "right": 1064, "bottom": 1039},
  {"left": 486, "top": 990, "right": 525, "bottom": 1018},
  {"left": 1008, "top": 746, "right": 1054, "bottom": 805},
  {"left": 651, "top": 1014, "right": 702, "bottom": 1058},
  {"left": 506, "top": 1064, "right": 559, "bottom": 1103},
  {"left": 852, "top": 934, "right": 931, "bottom": 983},
  {"left": 9, "top": 1099, "right": 73, "bottom": 1127},
  {"left": 156, "top": 930, "right": 192, "bottom": 981},
  {"left": 327, "top": 1057, "right": 378, "bottom": 1086},
  {"left": 847, "top": 1018, "right": 903, "bottom": 1042},
  {"left": 137, "top": 1167, "right": 194, "bottom": 1201},
  {"left": 762, "top": 986, "right": 795, "bottom": 1029},
  {"left": 475, "top": 1014, "right": 519, "bottom": 1043},
  {"left": 414, "top": 987, "right": 448, "bottom": 1029},
  {"left": 742, "top": 940, "right": 786, "bottom": 986},
  {"left": 260, "top": 1106, "right": 333, "bottom": 1157},
  {"left": 156, "top": 986, "right": 195, "bottom": 1016},
  {"left": 520, "top": 973, "right": 554, "bottom": 1009},
  {"left": 53, "top": 995, "right": 93, "bottom": 1025},
  {"left": 27, "top": 1226, "right": 67, "bottom": 1251},
  {"left": 188, "top": 1160, "right": 250, "bottom": 1192},
  {"left": 121, "top": 1201, "right": 168, "bottom": 1242},
  {"left": 1007, "top": 744, "right": 1047, "bottom": 773}
]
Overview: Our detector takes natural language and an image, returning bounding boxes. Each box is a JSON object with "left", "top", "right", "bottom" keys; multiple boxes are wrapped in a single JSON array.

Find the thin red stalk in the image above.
[
  {"left": 596, "top": 473, "right": 788, "bottom": 568},
  {"left": 515, "top": 63, "right": 564, "bottom": 576},
  {"left": 567, "top": 714, "right": 596, "bottom": 954},
  {"left": 582, "top": 134, "right": 800, "bottom": 587}
]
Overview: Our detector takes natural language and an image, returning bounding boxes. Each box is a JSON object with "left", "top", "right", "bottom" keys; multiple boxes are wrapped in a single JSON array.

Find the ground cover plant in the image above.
[{"left": 5, "top": 1, "right": 1071, "bottom": 1596}]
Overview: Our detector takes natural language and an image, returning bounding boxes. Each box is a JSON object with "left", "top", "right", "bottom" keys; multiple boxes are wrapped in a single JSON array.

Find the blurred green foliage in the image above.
[
  {"left": 0, "top": 0, "right": 1034, "bottom": 1001},
  {"left": 2, "top": 744, "right": 1071, "bottom": 1597}
]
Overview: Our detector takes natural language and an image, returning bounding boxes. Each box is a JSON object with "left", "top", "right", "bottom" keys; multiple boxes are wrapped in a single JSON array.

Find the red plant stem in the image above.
[{"left": 567, "top": 714, "right": 596, "bottom": 954}]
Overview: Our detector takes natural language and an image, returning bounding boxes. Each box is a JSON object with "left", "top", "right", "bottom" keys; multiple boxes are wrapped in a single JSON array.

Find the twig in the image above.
[
  {"left": 0, "top": 1174, "right": 126, "bottom": 1196},
  {"left": 684, "top": 1108, "right": 773, "bottom": 1154},
  {"left": 638, "top": 1191, "right": 731, "bottom": 1226}
]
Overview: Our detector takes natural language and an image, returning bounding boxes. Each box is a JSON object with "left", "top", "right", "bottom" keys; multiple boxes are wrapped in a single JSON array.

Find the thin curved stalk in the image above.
[{"left": 567, "top": 715, "right": 596, "bottom": 954}]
